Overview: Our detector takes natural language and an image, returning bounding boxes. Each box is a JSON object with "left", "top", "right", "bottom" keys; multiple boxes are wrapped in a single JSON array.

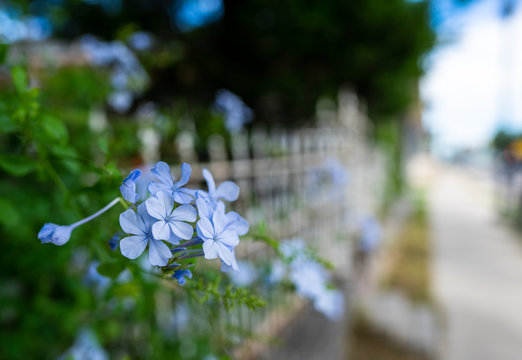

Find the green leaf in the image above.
[
  {"left": 11, "top": 66, "right": 27, "bottom": 93},
  {"left": 0, "top": 198, "right": 21, "bottom": 227},
  {"left": 0, "top": 154, "right": 37, "bottom": 176},
  {"left": 0, "top": 43, "right": 9, "bottom": 64},
  {"left": 97, "top": 261, "right": 126, "bottom": 279},
  {"left": 0, "top": 114, "right": 18, "bottom": 134},
  {"left": 51, "top": 144, "right": 78, "bottom": 158},
  {"left": 97, "top": 136, "right": 109, "bottom": 154},
  {"left": 112, "top": 282, "right": 140, "bottom": 298},
  {"left": 42, "top": 115, "right": 68, "bottom": 143}
]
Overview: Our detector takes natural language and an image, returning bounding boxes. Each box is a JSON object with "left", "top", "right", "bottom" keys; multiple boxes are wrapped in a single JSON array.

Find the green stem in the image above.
[
  {"left": 42, "top": 159, "right": 69, "bottom": 196},
  {"left": 118, "top": 197, "right": 129, "bottom": 210}
]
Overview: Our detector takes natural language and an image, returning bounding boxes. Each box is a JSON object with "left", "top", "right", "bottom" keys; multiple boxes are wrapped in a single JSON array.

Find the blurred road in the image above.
[{"left": 428, "top": 163, "right": 522, "bottom": 360}]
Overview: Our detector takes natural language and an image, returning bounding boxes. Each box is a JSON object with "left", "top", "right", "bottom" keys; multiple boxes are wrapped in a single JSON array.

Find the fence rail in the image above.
[{"left": 146, "top": 91, "right": 388, "bottom": 357}]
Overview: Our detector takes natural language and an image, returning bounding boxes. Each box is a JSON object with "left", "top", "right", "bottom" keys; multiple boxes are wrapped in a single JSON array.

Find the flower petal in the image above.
[
  {"left": 173, "top": 162, "right": 191, "bottom": 188},
  {"left": 120, "top": 181, "right": 136, "bottom": 203},
  {"left": 120, "top": 170, "right": 141, "bottom": 203},
  {"left": 196, "top": 217, "right": 214, "bottom": 240},
  {"left": 119, "top": 209, "right": 145, "bottom": 235},
  {"left": 137, "top": 203, "right": 154, "bottom": 229},
  {"left": 202, "top": 168, "right": 216, "bottom": 193},
  {"left": 217, "top": 230, "right": 240, "bottom": 247},
  {"left": 120, "top": 235, "right": 148, "bottom": 259},
  {"left": 168, "top": 221, "right": 194, "bottom": 240},
  {"left": 225, "top": 211, "right": 249, "bottom": 236},
  {"left": 214, "top": 181, "right": 240, "bottom": 202},
  {"left": 146, "top": 191, "right": 173, "bottom": 220},
  {"left": 148, "top": 239, "right": 172, "bottom": 266},
  {"left": 152, "top": 220, "right": 171, "bottom": 240},
  {"left": 171, "top": 204, "right": 197, "bottom": 222},
  {"left": 38, "top": 223, "right": 74, "bottom": 246},
  {"left": 151, "top": 161, "right": 174, "bottom": 186},
  {"left": 202, "top": 240, "right": 218, "bottom": 259},
  {"left": 164, "top": 232, "right": 182, "bottom": 245},
  {"left": 124, "top": 168, "right": 142, "bottom": 182},
  {"left": 220, "top": 251, "right": 239, "bottom": 272},
  {"left": 148, "top": 181, "right": 169, "bottom": 196},
  {"left": 195, "top": 197, "right": 212, "bottom": 219},
  {"left": 212, "top": 206, "right": 227, "bottom": 235},
  {"left": 173, "top": 188, "right": 196, "bottom": 204},
  {"left": 216, "top": 243, "right": 234, "bottom": 265}
]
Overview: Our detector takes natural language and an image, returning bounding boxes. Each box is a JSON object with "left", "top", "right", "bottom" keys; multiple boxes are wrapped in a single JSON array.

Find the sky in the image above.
[{"left": 422, "top": 0, "right": 522, "bottom": 156}]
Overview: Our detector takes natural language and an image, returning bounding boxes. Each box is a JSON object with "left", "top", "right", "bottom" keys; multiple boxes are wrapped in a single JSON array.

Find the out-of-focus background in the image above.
[{"left": 3, "top": 0, "right": 522, "bottom": 359}]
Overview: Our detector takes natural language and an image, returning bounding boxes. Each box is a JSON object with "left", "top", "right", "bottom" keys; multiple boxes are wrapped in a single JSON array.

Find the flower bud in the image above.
[{"left": 38, "top": 223, "right": 74, "bottom": 246}]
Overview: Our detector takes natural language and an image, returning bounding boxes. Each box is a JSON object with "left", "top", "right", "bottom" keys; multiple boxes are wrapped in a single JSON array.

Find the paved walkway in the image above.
[{"left": 428, "top": 164, "right": 522, "bottom": 360}]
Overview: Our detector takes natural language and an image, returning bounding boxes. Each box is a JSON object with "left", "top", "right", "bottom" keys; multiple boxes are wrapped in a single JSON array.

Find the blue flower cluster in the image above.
[
  {"left": 81, "top": 35, "right": 149, "bottom": 113},
  {"left": 271, "top": 238, "right": 345, "bottom": 321},
  {"left": 119, "top": 161, "right": 248, "bottom": 274},
  {"left": 38, "top": 161, "right": 248, "bottom": 286}
]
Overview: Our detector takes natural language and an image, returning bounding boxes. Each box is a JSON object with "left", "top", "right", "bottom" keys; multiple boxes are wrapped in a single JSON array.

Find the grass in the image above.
[{"left": 382, "top": 190, "right": 432, "bottom": 304}]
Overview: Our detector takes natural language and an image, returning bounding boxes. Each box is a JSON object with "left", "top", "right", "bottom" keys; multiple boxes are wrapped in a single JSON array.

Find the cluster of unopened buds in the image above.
[{"left": 38, "top": 162, "right": 249, "bottom": 285}]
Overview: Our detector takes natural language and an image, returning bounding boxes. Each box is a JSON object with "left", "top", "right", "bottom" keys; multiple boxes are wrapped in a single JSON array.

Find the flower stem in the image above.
[
  {"left": 177, "top": 252, "right": 204, "bottom": 260},
  {"left": 173, "top": 237, "right": 203, "bottom": 250},
  {"left": 118, "top": 197, "right": 129, "bottom": 210},
  {"left": 72, "top": 197, "right": 121, "bottom": 228}
]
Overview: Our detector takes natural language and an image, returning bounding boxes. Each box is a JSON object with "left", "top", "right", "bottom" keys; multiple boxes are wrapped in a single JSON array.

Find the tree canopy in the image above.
[{"left": 13, "top": 0, "right": 435, "bottom": 124}]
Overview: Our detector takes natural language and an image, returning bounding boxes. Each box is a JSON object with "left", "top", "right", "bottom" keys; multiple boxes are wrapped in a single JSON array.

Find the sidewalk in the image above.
[{"left": 428, "top": 163, "right": 522, "bottom": 360}]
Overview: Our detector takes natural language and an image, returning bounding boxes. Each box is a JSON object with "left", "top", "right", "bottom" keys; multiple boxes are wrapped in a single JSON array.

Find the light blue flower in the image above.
[
  {"left": 359, "top": 216, "right": 381, "bottom": 253},
  {"left": 84, "top": 261, "right": 111, "bottom": 295},
  {"left": 61, "top": 328, "right": 108, "bottom": 360},
  {"left": 108, "top": 232, "right": 123, "bottom": 251},
  {"left": 195, "top": 197, "right": 249, "bottom": 236},
  {"left": 148, "top": 162, "right": 195, "bottom": 204},
  {"left": 227, "top": 260, "right": 257, "bottom": 287},
  {"left": 38, "top": 223, "right": 74, "bottom": 246},
  {"left": 214, "top": 89, "right": 253, "bottom": 133},
  {"left": 145, "top": 191, "right": 196, "bottom": 241},
  {"left": 280, "top": 238, "right": 306, "bottom": 261},
  {"left": 195, "top": 194, "right": 215, "bottom": 219},
  {"left": 119, "top": 203, "right": 175, "bottom": 266},
  {"left": 198, "top": 168, "right": 239, "bottom": 208},
  {"left": 220, "top": 250, "right": 239, "bottom": 272},
  {"left": 218, "top": 211, "right": 249, "bottom": 271},
  {"left": 120, "top": 169, "right": 142, "bottom": 203},
  {"left": 225, "top": 210, "right": 249, "bottom": 236},
  {"left": 290, "top": 259, "right": 329, "bottom": 300},
  {"left": 314, "top": 289, "right": 345, "bottom": 321},
  {"left": 39, "top": 198, "right": 121, "bottom": 246},
  {"left": 324, "top": 158, "right": 349, "bottom": 186},
  {"left": 195, "top": 200, "right": 247, "bottom": 271},
  {"left": 268, "top": 260, "right": 286, "bottom": 284},
  {"left": 128, "top": 31, "right": 153, "bottom": 50},
  {"left": 173, "top": 269, "right": 192, "bottom": 286},
  {"left": 196, "top": 203, "right": 239, "bottom": 267}
]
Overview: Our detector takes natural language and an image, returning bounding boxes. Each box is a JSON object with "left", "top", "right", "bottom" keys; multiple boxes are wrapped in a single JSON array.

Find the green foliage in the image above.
[
  {"left": 0, "top": 61, "right": 267, "bottom": 358},
  {"left": 18, "top": 0, "right": 435, "bottom": 126},
  {"left": 186, "top": 274, "right": 266, "bottom": 311},
  {"left": 491, "top": 128, "right": 521, "bottom": 151},
  {"left": 374, "top": 120, "right": 404, "bottom": 211}
]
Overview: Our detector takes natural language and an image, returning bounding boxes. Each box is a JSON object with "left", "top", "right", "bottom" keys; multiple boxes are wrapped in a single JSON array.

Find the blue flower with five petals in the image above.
[
  {"left": 148, "top": 162, "right": 195, "bottom": 204},
  {"left": 197, "top": 168, "right": 239, "bottom": 208},
  {"left": 145, "top": 191, "right": 197, "bottom": 241},
  {"left": 195, "top": 198, "right": 248, "bottom": 271},
  {"left": 119, "top": 203, "right": 176, "bottom": 266},
  {"left": 196, "top": 202, "right": 240, "bottom": 267}
]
